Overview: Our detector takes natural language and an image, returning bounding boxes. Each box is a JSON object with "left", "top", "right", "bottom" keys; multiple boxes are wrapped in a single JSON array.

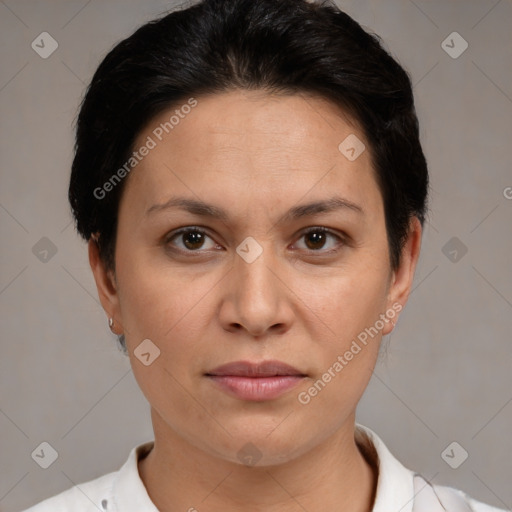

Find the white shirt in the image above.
[{"left": 22, "top": 424, "right": 507, "bottom": 512}]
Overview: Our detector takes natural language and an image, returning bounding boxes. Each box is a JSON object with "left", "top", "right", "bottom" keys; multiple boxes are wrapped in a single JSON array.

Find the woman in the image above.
[{"left": 23, "top": 0, "right": 506, "bottom": 510}]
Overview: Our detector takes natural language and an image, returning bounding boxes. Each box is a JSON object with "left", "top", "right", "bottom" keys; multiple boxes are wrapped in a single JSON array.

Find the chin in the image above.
[{"left": 203, "top": 420, "right": 317, "bottom": 467}]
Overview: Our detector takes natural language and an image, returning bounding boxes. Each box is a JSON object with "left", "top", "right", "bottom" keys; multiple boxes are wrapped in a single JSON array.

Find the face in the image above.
[{"left": 90, "top": 89, "right": 420, "bottom": 465}]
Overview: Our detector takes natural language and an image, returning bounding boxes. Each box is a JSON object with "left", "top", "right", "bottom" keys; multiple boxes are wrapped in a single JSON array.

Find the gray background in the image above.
[{"left": 1, "top": 0, "right": 511, "bottom": 511}]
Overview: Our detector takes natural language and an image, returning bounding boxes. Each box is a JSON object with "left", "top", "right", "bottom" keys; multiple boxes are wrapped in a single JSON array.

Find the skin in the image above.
[{"left": 89, "top": 89, "right": 422, "bottom": 512}]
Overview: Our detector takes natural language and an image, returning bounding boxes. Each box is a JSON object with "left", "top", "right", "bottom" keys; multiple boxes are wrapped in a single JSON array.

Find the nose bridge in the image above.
[
  {"left": 235, "top": 236, "right": 278, "bottom": 306},
  {"left": 225, "top": 235, "right": 289, "bottom": 335}
]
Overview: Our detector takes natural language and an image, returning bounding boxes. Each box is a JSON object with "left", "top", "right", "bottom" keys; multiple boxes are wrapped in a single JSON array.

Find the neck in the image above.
[{"left": 138, "top": 409, "right": 378, "bottom": 512}]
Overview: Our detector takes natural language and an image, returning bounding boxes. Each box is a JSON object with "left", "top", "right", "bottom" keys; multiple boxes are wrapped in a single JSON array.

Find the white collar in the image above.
[
  {"left": 356, "top": 423, "right": 415, "bottom": 512},
  {"left": 107, "top": 423, "right": 415, "bottom": 512},
  {"left": 110, "top": 441, "right": 159, "bottom": 511}
]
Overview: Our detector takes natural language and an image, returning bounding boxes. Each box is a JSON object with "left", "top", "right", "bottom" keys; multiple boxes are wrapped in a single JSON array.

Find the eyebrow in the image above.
[{"left": 146, "top": 195, "right": 364, "bottom": 222}]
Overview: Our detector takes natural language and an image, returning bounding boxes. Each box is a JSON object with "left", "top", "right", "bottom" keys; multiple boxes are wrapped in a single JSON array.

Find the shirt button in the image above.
[{"left": 101, "top": 498, "right": 108, "bottom": 510}]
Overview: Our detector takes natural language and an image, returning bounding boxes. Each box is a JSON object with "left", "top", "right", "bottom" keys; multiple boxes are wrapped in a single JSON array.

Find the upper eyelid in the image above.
[{"left": 166, "top": 226, "right": 217, "bottom": 245}]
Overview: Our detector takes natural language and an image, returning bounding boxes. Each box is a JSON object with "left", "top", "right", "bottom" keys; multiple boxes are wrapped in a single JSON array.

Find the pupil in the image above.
[
  {"left": 184, "top": 231, "right": 204, "bottom": 249},
  {"left": 305, "top": 231, "right": 325, "bottom": 250}
]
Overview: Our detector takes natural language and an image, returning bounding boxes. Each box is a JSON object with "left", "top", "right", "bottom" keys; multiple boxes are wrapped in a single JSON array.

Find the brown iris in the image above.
[
  {"left": 182, "top": 231, "right": 206, "bottom": 250},
  {"left": 304, "top": 231, "right": 327, "bottom": 250}
]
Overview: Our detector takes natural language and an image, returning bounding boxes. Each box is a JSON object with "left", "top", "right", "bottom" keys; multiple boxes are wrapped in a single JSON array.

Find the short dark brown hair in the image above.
[{"left": 69, "top": 0, "right": 429, "bottom": 273}]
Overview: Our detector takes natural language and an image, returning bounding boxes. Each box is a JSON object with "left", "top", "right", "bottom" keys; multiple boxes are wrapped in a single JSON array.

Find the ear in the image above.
[
  {"left": 382, "top": 217, "right": 422, "bottom": 335},
  {"left": 88, "top": 236, "right": 124, "bottom": 334}
]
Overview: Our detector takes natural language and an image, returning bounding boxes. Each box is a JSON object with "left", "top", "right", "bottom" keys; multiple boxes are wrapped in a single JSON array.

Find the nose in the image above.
[{"left": 218, "top": 241, "right": 294, "bottom": 338}]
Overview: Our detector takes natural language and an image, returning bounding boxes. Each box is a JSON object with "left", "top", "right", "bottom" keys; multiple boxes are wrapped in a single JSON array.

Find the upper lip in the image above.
[{"left": 206, "top": 360, "right": 306, "bottom": 377}]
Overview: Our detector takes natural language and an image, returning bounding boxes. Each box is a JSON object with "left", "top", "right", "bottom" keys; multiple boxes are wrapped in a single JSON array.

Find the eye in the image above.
[
  {"left": 165, "top": 227, "right": 219, "bottom": 252},
  {"left": 293, "top": 227, "right": 345, "bottom": 253},
  {"left": 165, "top": 226, "right": 346, "bottom": 255}
]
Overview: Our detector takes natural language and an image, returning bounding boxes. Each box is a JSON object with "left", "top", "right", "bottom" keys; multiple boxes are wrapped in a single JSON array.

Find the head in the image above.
[{"left": 71, "top": 0, "right": 428, "bottom": 465}]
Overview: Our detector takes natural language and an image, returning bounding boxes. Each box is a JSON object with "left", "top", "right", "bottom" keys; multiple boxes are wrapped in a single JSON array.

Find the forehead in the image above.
[
  {"left": 142, "top": 89, "right": 362, "bottom": 153},
  {"left": 123, "top": 90, "right": 381, "bottom": 220}
]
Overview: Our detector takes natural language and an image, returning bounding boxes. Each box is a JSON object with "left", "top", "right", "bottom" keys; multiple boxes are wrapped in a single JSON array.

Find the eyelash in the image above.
[{"left": 164, "top": 226, "right": 346, "bottom": 256}]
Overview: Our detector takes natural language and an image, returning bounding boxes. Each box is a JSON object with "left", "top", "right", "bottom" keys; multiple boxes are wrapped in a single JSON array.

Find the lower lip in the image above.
[{"left": 206, "top": 375, "right": 305, "bottom": 401}]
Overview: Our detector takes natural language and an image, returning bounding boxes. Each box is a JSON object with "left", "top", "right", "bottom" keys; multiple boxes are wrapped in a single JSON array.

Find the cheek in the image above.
[
  {"left": 297, "top": 259, "right": 389, "bottom": 398},
  {"left": 116, "top": 256, "right": 214, "bottom": 427},
  {"left": 114, "top": 243, "right": 215, "bottom": 347},
  {"left": 304, "top": 258, "right": 390, "bottom": 340}
]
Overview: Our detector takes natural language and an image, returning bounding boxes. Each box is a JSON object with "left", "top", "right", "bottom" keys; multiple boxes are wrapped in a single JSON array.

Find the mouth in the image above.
[
  {"left": 205, "top": 360, "right": 307, "bottom": 401},
  {"left": 206, "top": 360, "right": 306, "bottom": 378}
]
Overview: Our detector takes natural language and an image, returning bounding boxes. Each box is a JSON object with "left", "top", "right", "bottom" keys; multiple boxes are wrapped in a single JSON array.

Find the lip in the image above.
[
  {"left": 207, "top": 360, "right": 305, "bottom": 377},
  {"left": 205, "top": 360, "right": 307, "bottom": 401}
]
